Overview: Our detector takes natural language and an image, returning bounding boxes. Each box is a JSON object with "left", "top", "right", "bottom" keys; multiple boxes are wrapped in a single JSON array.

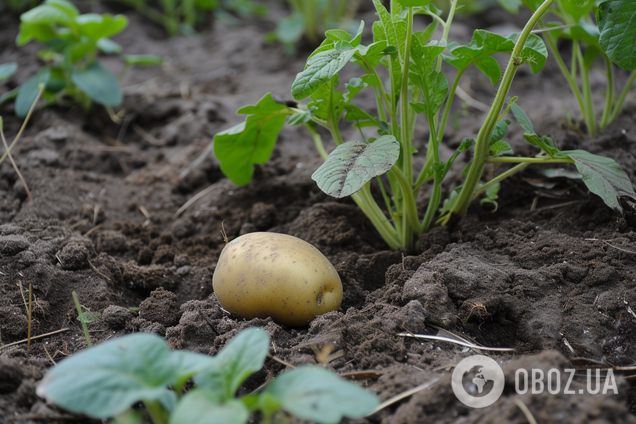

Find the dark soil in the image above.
[{"left": 2, "top": 3, "right": 636, "bottom": 423}]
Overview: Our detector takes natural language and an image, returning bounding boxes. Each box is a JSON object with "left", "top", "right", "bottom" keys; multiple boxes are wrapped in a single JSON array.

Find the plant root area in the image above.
[{"left": 2, "top": 4, "right": 636, "bottom": 423}]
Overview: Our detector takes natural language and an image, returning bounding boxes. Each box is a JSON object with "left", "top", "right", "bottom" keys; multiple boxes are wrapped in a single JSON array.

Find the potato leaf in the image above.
[
  {"left": 214, "top": 93, "right": 292, "bottom": 186},
  {"left": 71, "top": 62, "right": 122, "bottom": 106},
  {"left": 0, "top": 63, "right": 18, "bottom": 81},
  {"left": 194, "top": 328, "right": 270, "bottom": 400},
  {"left": 312, "top": 136, "right": 400, "bottom": 198},
  {"left": 263, "top": 366, "right": 379, "bottom": 424},
  {"left": 511, "top": 103, "right": 560, "bottom": 156},
  {"left": 443, "top": 30, "right": 515, "bottom": 85},
  {"left": 169, "top": 391, "right": 249, "bottom": 424},
  {"left": 409, "top": 71, "right": 448, "bottom": 118},
  {"left": 76, "top": 13, "right": 128, "bottom": 39},
  {"left": 15, "top": 66, "right": 50, "bottom": 117},
  {"left": 598, "top": 0, "right": 636, "bottom": 70},
  {"left": 556, "top": 150, "right": 636, "bottom": 210},
  {"left": 36, "top": 333, "right": 216, "bottom": 419},
  {"left": 291, "top": 22, "right": 364, "bottom": 100}
]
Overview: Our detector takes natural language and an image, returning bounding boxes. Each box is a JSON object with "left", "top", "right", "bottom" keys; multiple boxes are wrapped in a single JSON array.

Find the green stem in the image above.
[
  {"left": 398, "top": 6, "right": 415, "bottom": 250},
  {"left": 420, "top": 173, "right": 442, "bottom": 231},
  {"left": 72, "top": 291, "right": 92, "bottom": 348},
  {"left": 351, "top": 186, "right": 401, "bottom": 249},
  {"left": 144, "top": 400, "right": 168, "bottom": 424},
  {"left": 389, "top": 165, "right": 420, "bottom": 237},
  {"left": 609, "top": 70, "right": 636, "bottom": 123},
  {"left": 600, "top": 53, "right": 614, "bottom": 129},
  {"left": 448, "top": 0, "right": 557, "bottom": 223},
  {"left": 470, "top": 163, "right": 529, "bottom": 201},
  {"left": 541, "top": 24, "right": 586, "bottom": 126},
  {"left": 306, "top": 123, "right": 328, "bottom": 160},
  {"left": 436, "top": 68, "right": 464, "bottom": 143},
  {"left": 486, "top": 156, "right": 574, "bottom": 164},
  {"left": 574, "top": 41, "right": 596, "bottom": 135}
]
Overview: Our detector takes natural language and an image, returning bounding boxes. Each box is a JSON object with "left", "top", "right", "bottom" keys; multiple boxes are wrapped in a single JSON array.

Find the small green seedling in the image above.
[
  {"left": 268, "top": 0, "right": 361, "bottom": 52},
  {"left": 0, "top": 0, "right": 161, "bottom": 117},
  {"left": 211, "top": 0, "right": 636, "bottom": 252},
  {"left": 36, "top": 327, "right": 379, "bottom": 424},
  {"left": 511, "top": 0, "right": 636, "bottom": 135},
  {"left": 111, "top": 0, "right": 267, "bottom": 36}
]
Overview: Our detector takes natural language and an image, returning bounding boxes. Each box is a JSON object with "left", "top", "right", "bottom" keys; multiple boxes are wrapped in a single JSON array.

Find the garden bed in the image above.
[{"left": 1, "top": 2, "right": 636, "bottom": 423}]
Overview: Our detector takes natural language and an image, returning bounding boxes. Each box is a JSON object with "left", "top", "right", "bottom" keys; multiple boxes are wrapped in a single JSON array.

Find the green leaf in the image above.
[
  {"left": 514, "top": 33, "right": 548, "bottom": 74},
  {"left": 71, "top": 62, "right": 122, "bottom": 106},
  {"left": 97, "top": 38, "right": 123, "bottom": 54},
  {"left": 35, "top": 333, "right": 216, "bottom": 419},
  {"left": 556, "top": 150, "right": 636, "bottom": 210},
  {"left": 0, "top": 63, "right": 18, "bottom": 81},
  {"left": 46, "top": 0, "right": 79, "bottom": 17},
  {"left": 15, "top": 67, "right": 50, "bottom": 118},
  {"left": 170, "top": 391, "right": 249, "bottom": 424},
  {"left": 598, "top": 0, "right": 636, "bottom": 69},
  {"left": 489, "top": 140, "right": 513, "bottom": 156},
  {"left": 291, "top": 47, "right": 357, "bottom": 100},
  {"left": 77, "top": 311, "right": 101, "bottom": 323},
  {"left": 443, "top": 30, "right": 515, "bottom": 84},
  {"left": 122, "top": 55, "right": 163, "bottom": 66},
  {"left": 311, "top": 136, "right": 400, "bottom": 198},
  {"left": 0, "top": 87, "right": 20, "bottom": 105},
  {"left": 20, "top": 3, "right": 74, "bottom": 26},
  {"left": 214, "top": 93, "right": 291, "bottom": 185},
  {"left": 409, "top": 71, "right": 448, "bottom": 118},
  {"left": 480, "top": 182, "right": 501, "bottom": 211},
  {"left": 194, "top": 328, "right": 270, "bottom": 400},
  {"left": 562, "top": 0, "right": 596, "bottom": 23},
  {"left": 264, "top": 366, "right": 379, "bottom": 424},
  {"left": 397, "top": 0, "right": 433, "bottom": 7},
  {"left": 511, "top": 103, "right": 560, "bottom": 156},
  {"left": 76, "top": 13, "right": 128, "bottom": 39},
  {"left": 17, "top": 22, "right": 57, "bottom": 45},
  {"left": 490, "top": 119, "right": 511, "bottom": 145}
]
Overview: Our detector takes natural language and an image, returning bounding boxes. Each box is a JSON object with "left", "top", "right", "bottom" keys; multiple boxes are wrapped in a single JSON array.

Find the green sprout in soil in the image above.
[
  {"left": 512, "top": 0, "right": 636, "bottom": 135},
  {"left": 210, "top": 0, "right": 636, "bottom": 252},
  {"left": 268, "top": 0, "right": 362, "bottom": 52},
  {"left": 0, "top": 0, "right": 162, "bottom": 118},
  {"left": 36, "top": 327, "right": 378, "bottom": 424},
  {"left": 110, "top": 0, "right": 268, "bottom": 36}
]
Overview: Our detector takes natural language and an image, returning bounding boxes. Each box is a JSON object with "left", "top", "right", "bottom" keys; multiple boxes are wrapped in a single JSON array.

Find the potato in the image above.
[{"left": 213, "top": 232, "right": 343, "bottom": 327}]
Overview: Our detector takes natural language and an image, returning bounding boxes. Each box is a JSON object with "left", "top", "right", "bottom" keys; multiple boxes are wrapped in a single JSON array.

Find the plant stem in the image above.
[
  {"left": 609, "top": 70, "right": 636, "bottom": 124},
  {"left": 351, "top": 187, "right": 401, "bottom": 249},
  {"left": 448, "top": 0, "right": 557, "bottom": 223},
  {"left": 0, "top": 85, "right": 44, "bottom": 166},
  {"left": 600, "top": 53, "right": 614, "bottom": 129},
  {"left": 399, "top": 6, "right": 415, "bottom": 251},
  {"left": 471, "top": 163, "right": 529, "bottom": 201},
  {"left": 574, "top": 41, "right": 596, "bottom": 135},
  {"left": 144, "top": 400, "right": 168, "bottom": 424},
  {"left": 72, "top": 291, "right": 92, "bottom": 348},
  {"left": 305, "top": 123, "right": 328, "bottom": 160},
  {"left": 486, "top": 156, "right": 573, "bottom": 164}
]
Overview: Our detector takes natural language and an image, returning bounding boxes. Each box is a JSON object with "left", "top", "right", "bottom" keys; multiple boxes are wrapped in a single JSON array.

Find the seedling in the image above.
[
  {"left": 0, "top": 0, "right": 162, "bottom": 117},
  {"left": 513, "top": 0, "right": 636, "bottom": 135},
  {"left": 110, "top": 0, "right": 267, "bottom": 36},
  {"left": 268, "top": 0, "right": 361, "bottom": 51},
  {"left": 36, "top": 327, "right": 378, "bottom": 424},
  {"left": 211, "top": 0, "right": 636, "bottom": 252}
]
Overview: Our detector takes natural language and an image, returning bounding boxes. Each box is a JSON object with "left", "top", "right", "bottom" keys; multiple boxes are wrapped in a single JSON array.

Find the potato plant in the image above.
[
  {"left": 211, "top": 0, "right": 636, "bottom": 252},
  {"left": 510, "top": 0, "right": 636, "bottom": 135},
  {"left": 36, "top": 328, "right": 378, "bottom": 424},
  {"left": 0, "top": 0, "right": 161, "bottom": 117}
]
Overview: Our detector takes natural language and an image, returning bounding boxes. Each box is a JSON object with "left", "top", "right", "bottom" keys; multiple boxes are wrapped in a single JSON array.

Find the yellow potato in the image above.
[{"left": 213, "top": 232, "right": 343, "bottom": 327}]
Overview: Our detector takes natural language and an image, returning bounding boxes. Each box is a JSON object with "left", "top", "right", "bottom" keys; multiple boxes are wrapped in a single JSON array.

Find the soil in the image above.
[{"left": 2, "top": 2, "right": 636, "bottom": 424}]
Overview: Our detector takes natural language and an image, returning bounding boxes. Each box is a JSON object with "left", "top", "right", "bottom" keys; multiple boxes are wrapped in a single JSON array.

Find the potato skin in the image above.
[{"left": 213, "top": 232, "right": 342, "bottom": 327}]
